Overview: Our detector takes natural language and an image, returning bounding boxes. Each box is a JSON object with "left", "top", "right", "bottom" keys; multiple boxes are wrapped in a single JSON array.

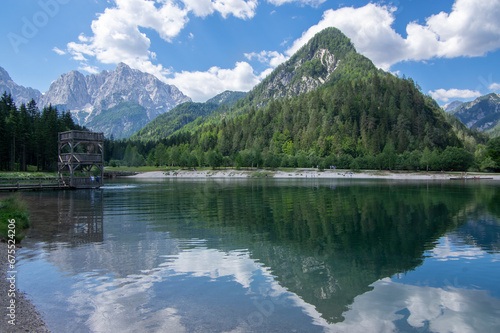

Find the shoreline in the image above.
[
  {"left": 0, "top": 242, "right": 50, "bottom": 333},
  {"left": 127, "top": 168, "right": 500, "bottom": 181}
]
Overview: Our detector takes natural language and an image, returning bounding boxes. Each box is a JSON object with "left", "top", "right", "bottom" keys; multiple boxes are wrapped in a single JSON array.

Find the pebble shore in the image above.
[{"left": 0, "top": 242, "right": 50, "bottom": 333}]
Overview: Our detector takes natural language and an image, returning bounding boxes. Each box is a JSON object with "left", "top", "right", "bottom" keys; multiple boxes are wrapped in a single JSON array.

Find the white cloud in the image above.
[
  {"left": 332, "top": 278, "right": 500, "bottom": 333},
  {"left": 267, "top": 0, "right": 326, "bottom": 7},
  {"left": 286, "top": 0, "right": 500, "bottom": 70},
  {"left": 490, "top": 83, "right": 500, "bottom": 91},
  {"left": 182, "top": 0, "right": 215, "bottom": 17},
  {"left": 66, "top": 0, "right": 259, "bottom": 97},
  {"left": 428, "top": 88, "right": 482, "bottom": 102},
  {"left": 244, "top": 50, "right": 288, "bottom": 68},
  {"left": 285, "top": 4, "right": 405, "bottom": 70},
  {"left": 66, "top": 0, "right": 188, "bottom": 80},
  {"left": 213, "top": 0, "right": 258, "bottom": 19},
  {"left": 78, "top": 64, "right": 99, "bottom": 74},
  {"left": 166, "top": 61, "right": 261, "bottom": 102},
  {"left": 52, "top": 46, "right": 66, "bottom": 55},
  {"left": 181, "top": 0, "right": 258, "bottom": 19}
]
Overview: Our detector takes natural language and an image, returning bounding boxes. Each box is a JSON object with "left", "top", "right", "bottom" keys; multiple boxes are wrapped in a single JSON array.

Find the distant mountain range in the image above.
[
  {"left": 445, "top": 93, "right": 500, "bottom": 137},
  {"left": 0, "top": 66, "right": 42, "bottom": 105},
  {"left": 0, "top": 63, "right": 191, "bottom": 139}
]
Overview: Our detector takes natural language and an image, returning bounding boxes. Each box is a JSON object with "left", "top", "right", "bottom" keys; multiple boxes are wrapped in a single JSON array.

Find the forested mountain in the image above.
[
  {"left": 85, "top": 102, "right": 150, "bottom": 139},
  {"left": 0, "top": 92, "right": 83, "bottom": 171},
  {"left": 449, "top": 93, "right": 500, "bottom": 137},
  {"left": 206, "top": 90, "right": 247, "bottom": 106},
  {"left": 443, "top": 100, "right": 463, "bottom": 113},
  {"left": 110, "top": 28, "right": 489, "bottom": 171},
  {"left": 245, "top": 27, "right": 375, "bottom": 108},
  {"left": 131, "top": 91, "right": 247, "bottom": 142}
]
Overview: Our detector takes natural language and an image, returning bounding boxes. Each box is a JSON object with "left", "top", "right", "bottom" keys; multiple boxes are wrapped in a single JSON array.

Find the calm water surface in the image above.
[{"left": 10, "top": 178, "right": 500, "bottom": 332}]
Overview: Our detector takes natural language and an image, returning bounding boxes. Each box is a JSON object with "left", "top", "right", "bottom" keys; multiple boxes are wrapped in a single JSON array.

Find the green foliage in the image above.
[
  {"left": 486, "top": 136, "right": 500, "bottom": 171},
  {"left": 131, "top": 101, "right": 220, "bottom": 142},
  {"left": 86, "top": 102, "right": 149, "bottom": 139},
  {"left": 0, "top": 92, "right": 83, "bottom": 171},
  {"left": 439, "top": 146, "right": 474, "bottom": 171},
  {"left": 101, "top": 28, "right": 497, "bottom": 173},
  {"left": 0, "top": 195, "right": 30, "bottom": 241}
]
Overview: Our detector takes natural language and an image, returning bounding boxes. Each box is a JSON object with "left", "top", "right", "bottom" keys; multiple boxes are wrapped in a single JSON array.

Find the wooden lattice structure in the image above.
[{"left": 58, "top": 131, "right": 104, "bottom": 189}]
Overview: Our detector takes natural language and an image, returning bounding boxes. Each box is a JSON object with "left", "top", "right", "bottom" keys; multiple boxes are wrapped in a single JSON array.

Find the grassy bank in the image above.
[
  {"left": 0, "top": 195, "right": 30, "bottom": 242},
  {"left": 0, "top": 171, "right": 57, "bottom": 178}
]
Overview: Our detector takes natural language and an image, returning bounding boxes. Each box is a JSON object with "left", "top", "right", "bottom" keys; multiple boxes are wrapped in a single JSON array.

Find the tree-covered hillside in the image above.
[
  {"left": 0, "top": 92, "right": 84, "bottom": 171},
  {"left": 132, "top": 91, "right": 247, "bottom": 142},
  {"left": 106, "top": 28, "right": 488, "bottom": 171},
  {"left": 86, "top": 102, "right": 149, "bottom": 139}
]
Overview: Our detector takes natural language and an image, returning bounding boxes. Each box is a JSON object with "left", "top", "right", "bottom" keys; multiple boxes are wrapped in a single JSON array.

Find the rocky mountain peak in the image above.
[
  {"left": 0, "top": 66, "right": 42, "bottom": 106},
  {"left": 0, "top": 66, "right": 12, "bottom": 82},
  {"left": 452, "top": 93, "right": 500, "bottom": 132},
  {"left": 247, "top": 27, "right": 365, "bottom": 106},
  {"left": 35, "top": 63, "right": 191, "bottom": 138}
]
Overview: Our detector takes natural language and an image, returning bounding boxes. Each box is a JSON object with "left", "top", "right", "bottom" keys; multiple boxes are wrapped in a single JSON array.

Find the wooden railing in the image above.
[
  {"left": 58, "top": 131, "right": 104, "bottom": 142},
  {"left": 0, "top": 177, "right": 102, "bottom": 190},
  {"left": 59, "top": 153, "right": 103, "bottom": 163},
  {"left": 0, "top": 177, "right": 66, "bottom": 190}
]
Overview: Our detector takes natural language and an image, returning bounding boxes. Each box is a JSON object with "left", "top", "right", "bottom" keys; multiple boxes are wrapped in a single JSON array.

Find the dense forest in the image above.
[
  {"left": 102, "top": 73, "right": 499, "bottom": 172},
  {"left": 0, "top": 92, "right": 83, "bottom": 171},
  {"left": 100, "top": 28, "right": 496, "bottom": 172}
]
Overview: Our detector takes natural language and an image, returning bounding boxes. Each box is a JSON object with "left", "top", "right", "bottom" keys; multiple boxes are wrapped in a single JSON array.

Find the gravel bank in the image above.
[
  {"left": 127, "top": 168, "right": 500, "bottom": 181},
  {"left": 0, "top": 241, "right": 50, "bottom": 333}
]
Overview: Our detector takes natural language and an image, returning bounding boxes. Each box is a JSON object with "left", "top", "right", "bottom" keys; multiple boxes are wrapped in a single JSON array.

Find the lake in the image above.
[{"left": 11, "top": 178, "right": 500, "bottom": 332}]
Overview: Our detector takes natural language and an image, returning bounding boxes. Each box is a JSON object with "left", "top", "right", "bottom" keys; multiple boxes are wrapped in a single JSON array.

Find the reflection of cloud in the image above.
[
  {"left": 330, "top": 278, "right": 500, "bottom": 333},
  {"left": 51, "top": 239, "right": 500, "bottom": 332},
  {"left": 66, "top": 244, "right": 330, "bottom": 332},
  {"left": 160, "top": 247, "right": 258, "bottom": 288},
  {"left": 428, "top": 236, "right": 486, "bottom": 261}
]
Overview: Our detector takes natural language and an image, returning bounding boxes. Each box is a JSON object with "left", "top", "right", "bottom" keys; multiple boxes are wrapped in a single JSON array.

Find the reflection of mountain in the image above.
[
  {"left": 18, "top": 180, "right": 500, "bottom": 330},
  {"left": 150, "top": 180, "right": 489, "bottom": 323}
]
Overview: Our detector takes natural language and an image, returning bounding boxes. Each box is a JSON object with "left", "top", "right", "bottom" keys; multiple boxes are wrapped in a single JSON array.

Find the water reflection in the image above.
[
  {"left": 20, "top": 189, "right": 103, "bottom": 246},
  {"left": 14, "top": 180, "right": 500, "bottom": 332},
  {"left": 334, "top": 277, "right": 500, "bottom": 333}
]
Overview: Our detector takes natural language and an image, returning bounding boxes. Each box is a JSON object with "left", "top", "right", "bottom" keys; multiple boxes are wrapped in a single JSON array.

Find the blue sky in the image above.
[{"left": 2, "top": 0, "right": 500, "bottom": 103}]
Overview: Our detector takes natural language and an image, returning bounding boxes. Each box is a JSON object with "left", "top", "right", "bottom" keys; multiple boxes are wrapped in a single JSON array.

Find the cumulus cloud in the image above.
[
  {"left": 267, "top": 0, "right": 326, "bottom": 7},
  {"left": 166, "top": 61, "right": 261, "bottom": 102},
  {"left": 286, "top": 0, "right": 500, "bottom": 70},
  {"left": 428, "top": 88, "right": 482, "bottom": 103},
  {"left": 66, "top": 0, "right": 187, "bottom": 80},
  {"left": 213, "top": 0, "right": 258, "bottom": 19},
  {"left": 52, "top": 47, "right": 66, "bottom": 55},
  {"left": 65, "top": 0, "right": 259, "bottom": 99},
  {"left": 490, "top": 83, "right": 500, "bottom": 91},
  {"left": 78, "top": 64, "right": 99, "bottom": 74},
  {"left": 244, "top": 50, "right": 288, "bottom": 68}
]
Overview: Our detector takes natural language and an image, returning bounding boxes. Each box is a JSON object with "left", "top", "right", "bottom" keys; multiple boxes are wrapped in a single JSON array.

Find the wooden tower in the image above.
[{"left": 58, "top": 131, "right": 104, "bottom": 189}]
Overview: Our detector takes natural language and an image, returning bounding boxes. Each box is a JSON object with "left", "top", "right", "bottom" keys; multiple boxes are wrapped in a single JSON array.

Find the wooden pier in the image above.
[
  {"left": 0, "top": 131, "right": 105, "bottom": 191},
  {"left": 0, "top": 177, "right": 68, "bottom": 191}
]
